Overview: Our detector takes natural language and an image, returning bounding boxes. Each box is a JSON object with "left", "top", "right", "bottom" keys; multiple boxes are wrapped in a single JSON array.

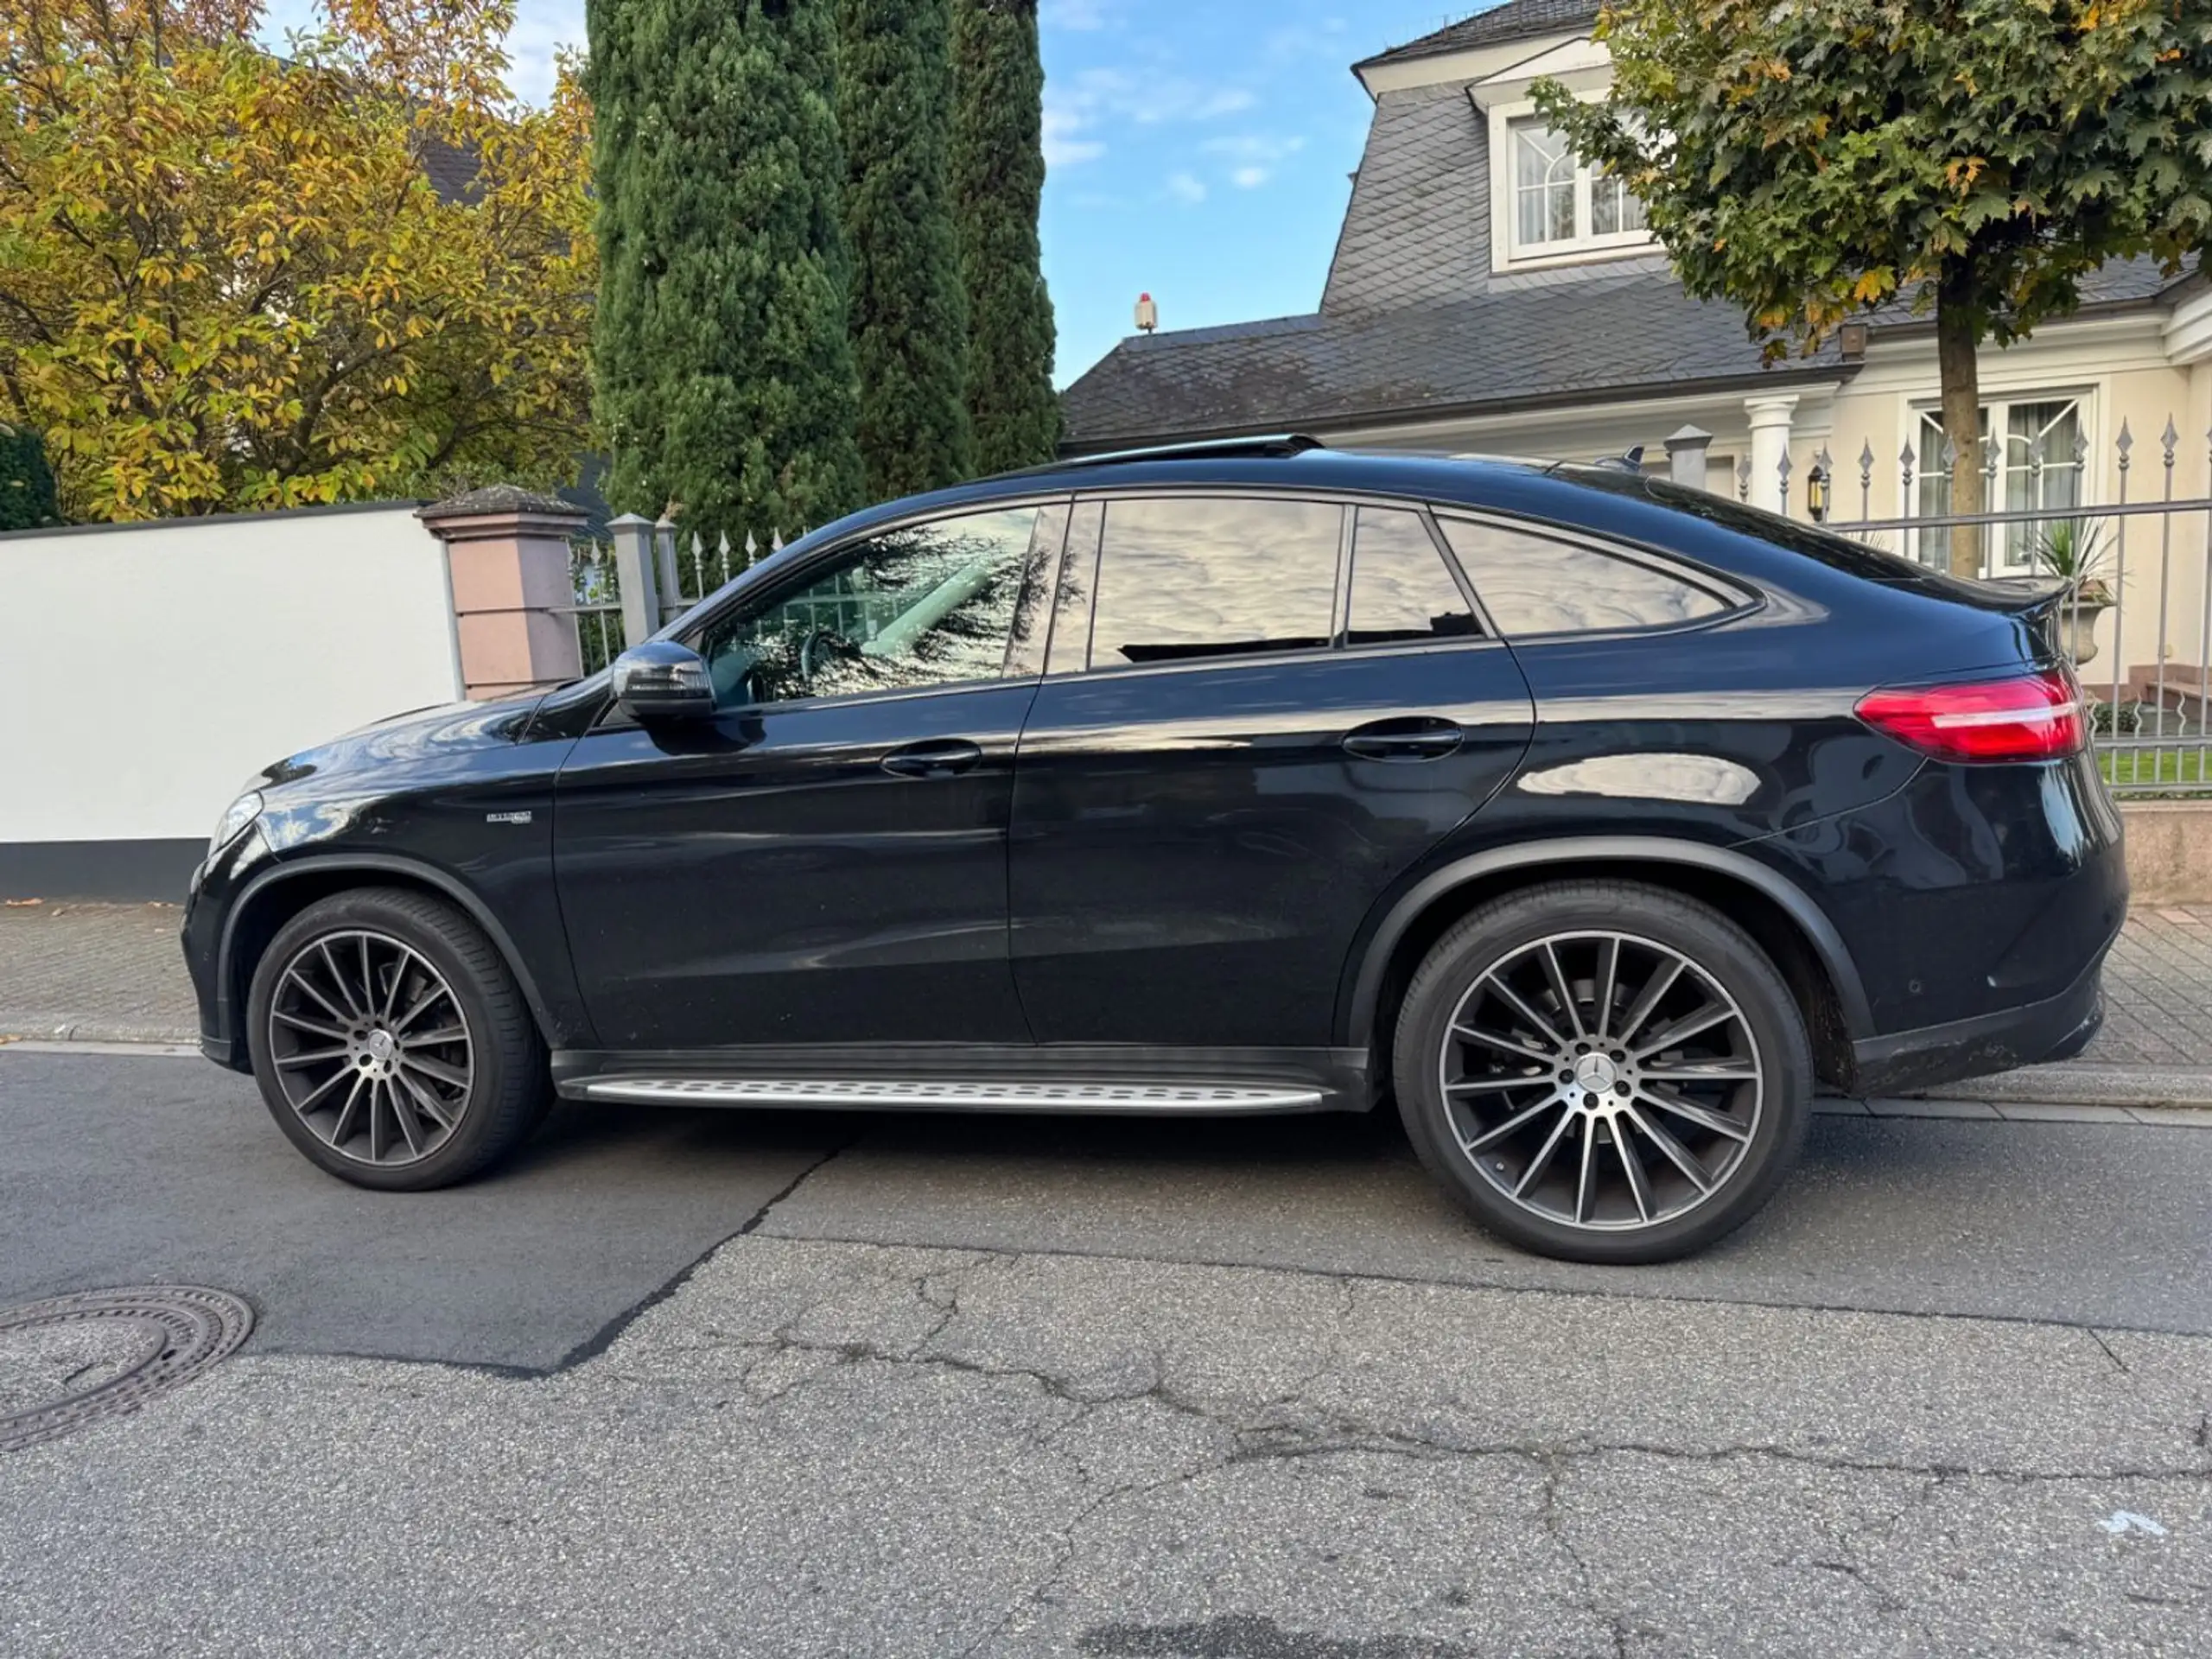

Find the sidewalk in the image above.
[
  {"left": 3, "top": 898, "right": 2209, "bottom": 1101},
  {"left": 0, "top": 901, "right": 196, "bottom": 1044}
]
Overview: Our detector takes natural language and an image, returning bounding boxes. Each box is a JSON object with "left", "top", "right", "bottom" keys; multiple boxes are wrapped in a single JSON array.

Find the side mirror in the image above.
[{"left": 611, "top": 641, "right": 715, "bottom": 723}]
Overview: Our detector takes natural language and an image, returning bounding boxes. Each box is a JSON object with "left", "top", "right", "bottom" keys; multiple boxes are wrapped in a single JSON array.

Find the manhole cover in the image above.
[{"left": 0, "top": 1287, "right": 253, "bottom": 1452}]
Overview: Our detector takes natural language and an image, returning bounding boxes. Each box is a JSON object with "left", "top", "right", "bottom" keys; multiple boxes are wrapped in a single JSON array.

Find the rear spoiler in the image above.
[{"left": 1974, "top": 578, "right": 2074, "bottom": 665}]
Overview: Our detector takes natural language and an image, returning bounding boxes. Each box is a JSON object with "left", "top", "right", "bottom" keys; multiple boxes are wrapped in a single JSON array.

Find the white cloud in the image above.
[
  {"left": 1202, "top": 133, "right": 1307, "bottom": 165},
  {"left": 1043, "top": 61, "right": 1263, "bottom": 176},
  {"left": 1203, "top": 133, "right": 1306, "bottom": 190},
  {"left": 1166, "top": 172, "right": 1208, "bottom": 205},
  {"left": 1043, "top": 103, "right": 1107, "bottom": 168},
  {"left": 1059, "top": 67, "right": 1255, "bottom": 130}
]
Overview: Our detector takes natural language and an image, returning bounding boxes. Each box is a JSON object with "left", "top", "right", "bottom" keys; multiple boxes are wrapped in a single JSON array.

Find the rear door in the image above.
[{"left": 1007, "top": 493, "right": 1535, "bottom": 1048}]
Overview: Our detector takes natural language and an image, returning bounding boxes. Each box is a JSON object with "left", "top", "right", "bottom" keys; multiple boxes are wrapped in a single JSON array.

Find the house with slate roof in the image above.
[{"left": 1061, "top": 0, "right": 2212, "bottom": 574}]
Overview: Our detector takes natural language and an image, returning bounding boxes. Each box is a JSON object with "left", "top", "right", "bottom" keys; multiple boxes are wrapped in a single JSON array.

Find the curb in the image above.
[
  {"left": 0, "top": 1014, "right": 199, "bottom": 1046},
  {"left": 1919, "top": 1064, "right": 2212, "bottom": 1111}
]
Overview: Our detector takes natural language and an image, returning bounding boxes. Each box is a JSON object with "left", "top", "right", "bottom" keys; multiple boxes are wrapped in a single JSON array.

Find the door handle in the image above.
[
  {"left": 1342, "top": 717, "right": 1464, "bottom": 761},
  {"left": 881, "top": 738, "right": 985, "bottom": 779}
]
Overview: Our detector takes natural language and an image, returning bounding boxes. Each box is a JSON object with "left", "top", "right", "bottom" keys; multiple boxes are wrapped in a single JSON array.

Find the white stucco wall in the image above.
[{"left": 0, "top": 503, "right": 462, "bottom": 845}]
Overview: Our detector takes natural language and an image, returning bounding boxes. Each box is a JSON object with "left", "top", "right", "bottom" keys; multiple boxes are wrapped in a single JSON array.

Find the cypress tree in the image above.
[
  {"left": 950, "top": 0, "right": 1059, "bottom": 474},
  {"left": 586, "top": 0, "right": 863, "bottom": 553},
  {"left": 838, "top": 0, "right": 972, "bottom": 499},
  {"left": 0, "top": 424, "right": 58, "bottom": 531}
]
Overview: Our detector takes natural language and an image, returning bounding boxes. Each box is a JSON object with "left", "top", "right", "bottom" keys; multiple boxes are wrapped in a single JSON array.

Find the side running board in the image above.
[{"left": 567, "top": 1077, "right": 1328, "bottom": 1115}]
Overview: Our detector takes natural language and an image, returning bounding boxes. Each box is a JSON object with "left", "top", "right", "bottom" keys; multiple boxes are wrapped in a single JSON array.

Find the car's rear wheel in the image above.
[
  {"left": 1392, "top": 880, "right": 1812, "bottom": 1264},
  {"left": 245, "top": 888, "right": 550, "bottom": 1191}
]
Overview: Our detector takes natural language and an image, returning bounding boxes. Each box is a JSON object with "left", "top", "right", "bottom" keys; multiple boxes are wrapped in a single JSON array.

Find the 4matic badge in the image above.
[{"left": 485, "top": 810, "right": 534, "bottom": 825}]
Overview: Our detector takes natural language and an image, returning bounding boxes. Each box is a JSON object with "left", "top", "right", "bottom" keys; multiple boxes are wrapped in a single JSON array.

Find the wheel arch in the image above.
[
  {"left": 1339, "top": 837, "right": 1871, "bottom": 1090},
  {"left": 219, "top": 855, "right": 560, "bottom": 1065}
]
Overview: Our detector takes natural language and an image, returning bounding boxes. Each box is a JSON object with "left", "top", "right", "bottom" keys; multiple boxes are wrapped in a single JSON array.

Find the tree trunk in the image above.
[{"left": 1935, "top": 264, "right": 1984, "bottom": 580}]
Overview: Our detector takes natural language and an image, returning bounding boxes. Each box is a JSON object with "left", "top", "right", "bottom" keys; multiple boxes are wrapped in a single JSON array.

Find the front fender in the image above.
[{"left": 213, "top": 851, "right": 593, "bottom": 1060}]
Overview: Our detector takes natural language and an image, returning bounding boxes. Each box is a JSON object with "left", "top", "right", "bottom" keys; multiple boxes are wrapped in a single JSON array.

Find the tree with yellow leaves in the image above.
[{"left": 0, "top": 0, "right": 594, "bottom": 521}]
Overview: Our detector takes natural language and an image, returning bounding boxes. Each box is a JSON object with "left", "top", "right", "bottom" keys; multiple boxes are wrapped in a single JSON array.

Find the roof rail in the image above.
[{"left": 994, "top": 434, "right": 1327, "bottom": 480}]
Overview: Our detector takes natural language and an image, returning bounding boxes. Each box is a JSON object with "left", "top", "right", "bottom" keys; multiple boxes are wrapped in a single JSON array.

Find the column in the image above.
[
  {"left": 417, "top": 486, "right": 591, "bottom": 701},
  {"left": 1744, "top": 394, "right": 1800, "bottom": 516}
]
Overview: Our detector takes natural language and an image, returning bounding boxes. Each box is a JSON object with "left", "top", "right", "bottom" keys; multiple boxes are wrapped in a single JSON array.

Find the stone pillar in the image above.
[
  {"left": 1663, "top": 424, "right": 1713, "bottom": 493},
  {"left": 417, "top": 486, "right": 590, "bottom": 701},
  {"left": 1744, "top": 394, "right": 1800, "bottom": 517},
  {"left": 607, "top": 513, "right": 661, "bottom": 648}
]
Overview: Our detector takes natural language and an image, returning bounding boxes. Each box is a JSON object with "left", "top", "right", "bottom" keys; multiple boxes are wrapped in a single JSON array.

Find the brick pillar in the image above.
[{"left": 417, "top": 486, "right": 591, "bottom": 701}]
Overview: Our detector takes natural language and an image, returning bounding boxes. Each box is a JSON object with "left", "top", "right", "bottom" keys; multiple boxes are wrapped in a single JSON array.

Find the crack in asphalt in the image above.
[
  {"left": 2089, "top": 1327, "right": 2133, "bottom": 1373},
  {"left": 632, "top": 1247, "right": 2207, "bottom": 1656},
  {"left": 664, "top": 1285, "right": 2212, "bottom": 1490},
  {"left": 745, "top": 1221, "right": 2212, "bottom": 1347},
  {"left": 1540, "top": 1456, "right": 1631, "bottom": 1659},
  {"left": 545, "top": 1140, "right": 855, "bottom": 1375}
]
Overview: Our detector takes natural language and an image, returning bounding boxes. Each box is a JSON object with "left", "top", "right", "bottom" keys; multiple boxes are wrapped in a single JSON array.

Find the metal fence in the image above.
[
  {"left": 563, "top": 514, "right": 791, "bottom": 678},
  {"left": 566, "top": 536, "right": 626, "bottom": 677}
]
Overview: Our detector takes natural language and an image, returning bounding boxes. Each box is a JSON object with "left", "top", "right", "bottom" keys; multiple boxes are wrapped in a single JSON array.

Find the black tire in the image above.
[
  {"left": 245, "top": 887, "right": 550, "bottom": 1191},
  {"left": 1391, "top": 880, "right": 1812, "bottom": 1264}
]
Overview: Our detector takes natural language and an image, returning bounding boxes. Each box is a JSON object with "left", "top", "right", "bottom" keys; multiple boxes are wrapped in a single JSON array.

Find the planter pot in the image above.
[{"left": 2059, "top": 584, "right": 2113, "bottom": 667}]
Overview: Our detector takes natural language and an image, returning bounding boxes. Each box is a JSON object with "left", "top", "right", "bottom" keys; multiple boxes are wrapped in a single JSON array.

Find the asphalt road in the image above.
[{"left": 3, "top": 1048, "right": 2209, "bottom": 1656}]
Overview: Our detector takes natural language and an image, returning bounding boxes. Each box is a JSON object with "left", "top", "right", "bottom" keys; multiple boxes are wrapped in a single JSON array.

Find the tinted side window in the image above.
[
  {"left": 1439, "top": 515, "right": 1728, "bottom": 636},
  {"left": 697, "top": 506, "right": 1040, "bottom": 706},
  {"left": 1087, "top": 497, "right": 1343, "bottom": 667},
  {"left": 1346, "top": 507, "right": 1482, "bottom": 646}
]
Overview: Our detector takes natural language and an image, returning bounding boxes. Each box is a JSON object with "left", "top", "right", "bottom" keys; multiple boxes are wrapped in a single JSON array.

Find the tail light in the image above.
[{"left": 1854, "top": 669, "right": 2086, "bottom": 763}]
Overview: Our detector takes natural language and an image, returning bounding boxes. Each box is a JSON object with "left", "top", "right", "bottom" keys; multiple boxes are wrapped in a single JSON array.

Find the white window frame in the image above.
[
  {"left": 1904, "top": 391, "right": 2093, "bottom": 575},
  {"left": 1484, "top": 95, "right": 1653, "bottom": 273}
]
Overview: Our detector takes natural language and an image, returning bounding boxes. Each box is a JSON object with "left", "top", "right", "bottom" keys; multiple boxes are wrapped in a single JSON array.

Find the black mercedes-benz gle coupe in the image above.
[{"left": 182, "top": 438, "right": 2126, "bottom": 1262}]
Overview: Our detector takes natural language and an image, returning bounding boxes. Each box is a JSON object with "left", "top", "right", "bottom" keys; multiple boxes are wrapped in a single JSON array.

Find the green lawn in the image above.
[{"left": 2100, "top": 745, "right": 2212, "bottom": 791}]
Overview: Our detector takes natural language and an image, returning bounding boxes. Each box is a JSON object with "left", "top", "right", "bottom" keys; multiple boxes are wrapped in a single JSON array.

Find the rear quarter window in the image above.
[{"left": 1437, "top": 515, "right": 1732, "bottom": 637}]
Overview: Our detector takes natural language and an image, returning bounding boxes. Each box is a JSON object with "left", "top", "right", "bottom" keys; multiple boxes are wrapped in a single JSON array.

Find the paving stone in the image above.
[{"left": 1866, "top": 1096, "right": 2001, "bottom": 1119}]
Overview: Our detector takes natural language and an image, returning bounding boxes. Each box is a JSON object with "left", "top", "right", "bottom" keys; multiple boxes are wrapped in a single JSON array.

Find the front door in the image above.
[
  {"left": 1010, "top": 495, "right": 1535, "bottom": 1048},
  {"left": 556, "top": 501, "right": 1068, "bottom": 1052}
]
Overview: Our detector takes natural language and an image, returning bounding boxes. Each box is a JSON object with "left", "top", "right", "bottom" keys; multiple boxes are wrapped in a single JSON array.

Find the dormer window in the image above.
[{"left": 1507, "top": 117, "right": 1647, "bottom": 260}]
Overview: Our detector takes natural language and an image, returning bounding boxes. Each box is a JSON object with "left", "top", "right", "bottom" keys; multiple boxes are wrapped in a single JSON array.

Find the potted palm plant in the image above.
[{"left": 2031, "top": 518, "right": 2114, "bottom": 666}]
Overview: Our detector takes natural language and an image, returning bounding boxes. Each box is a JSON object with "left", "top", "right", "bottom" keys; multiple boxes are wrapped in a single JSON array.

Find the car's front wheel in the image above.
[
  {"left": 245, "top": 887, "right": 550, "bottom": 1191},
  {"left": 1392, "top": 880, "right": 1812, "bottom": 1264}
]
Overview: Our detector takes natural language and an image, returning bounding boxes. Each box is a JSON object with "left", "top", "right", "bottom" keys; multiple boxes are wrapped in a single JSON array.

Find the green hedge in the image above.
[{"left": 0, "top": 424, "right": 58, "bottom": 531}]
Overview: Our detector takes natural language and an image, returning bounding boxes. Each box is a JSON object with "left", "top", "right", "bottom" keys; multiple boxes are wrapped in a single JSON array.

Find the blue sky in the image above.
[
  {"left": 261, "top": 0, "right": 1475, "bottom": 383},
  {"left": 1031, "top": 1, "right": 1468, "bottom": 383}
]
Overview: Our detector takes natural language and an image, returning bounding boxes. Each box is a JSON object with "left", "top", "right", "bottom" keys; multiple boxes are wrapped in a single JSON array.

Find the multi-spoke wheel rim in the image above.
[
  {"left": 1437, "top": 931, "right": 1763, "bottom": 1233},
  {"left": 265, "top": 930, "right": 473, "bottom": 1167}
]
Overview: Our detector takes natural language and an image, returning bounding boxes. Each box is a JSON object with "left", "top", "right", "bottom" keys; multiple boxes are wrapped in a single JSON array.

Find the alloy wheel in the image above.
[
  {"left": 1435, "top": 931, "right": 1764, "bottom": 1232},
  {"left": 264, "top": 929, "right": 474, "bottom": 1167}
]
